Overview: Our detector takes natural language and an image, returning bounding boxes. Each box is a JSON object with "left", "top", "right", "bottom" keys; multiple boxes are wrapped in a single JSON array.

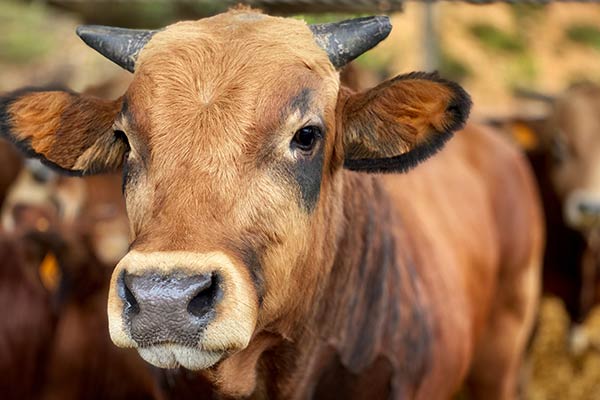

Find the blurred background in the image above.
[{"left": 3, "top": 0, "right": 600, "bottom": 399}]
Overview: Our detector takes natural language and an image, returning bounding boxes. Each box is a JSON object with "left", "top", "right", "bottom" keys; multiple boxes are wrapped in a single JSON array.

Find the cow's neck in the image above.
[
  {"left": 275, "top": 172, "right": 433, "bottom": 399},
  {"left": 199, "top": 173, "right": 433, "bottom": 399}
]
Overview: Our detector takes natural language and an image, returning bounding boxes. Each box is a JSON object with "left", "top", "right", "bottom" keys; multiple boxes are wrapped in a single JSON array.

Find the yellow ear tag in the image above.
[
  {"left": 512, "top": 122, "right": 539, "bottom": 151},
  {"left": 39, "top": 252, "right": 61, "bottom": 292}
]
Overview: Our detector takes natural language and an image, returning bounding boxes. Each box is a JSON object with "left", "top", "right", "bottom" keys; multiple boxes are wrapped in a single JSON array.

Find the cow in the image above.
[
  {"left": 0, "top": 9, "right": 543, "bottom": 399},
  {"left": 31, "top": 229, "right": 162, "bottom": 400},
  {"left": 2, "top": 166, "right": 130, "bottom": 266},
  {"left": 0, "top": 233, "right": 55, "bottom": 400},
  {"left": 0, "top": 170, "right": 161, "bottom": 400},
  {"left": 0, "top": 229, "right": 163, "bottom": 400},
  {"left": 490, "top": 83, "right": 600, "bottom": 324}
]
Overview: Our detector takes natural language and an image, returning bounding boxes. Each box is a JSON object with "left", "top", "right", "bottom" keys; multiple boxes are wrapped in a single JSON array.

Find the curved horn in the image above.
[
  {"left": 76, "top": 25, "right": 158, "bottom": 73},
  {"left": 310, "top": 16, "right": 392, "bottom": 69}
]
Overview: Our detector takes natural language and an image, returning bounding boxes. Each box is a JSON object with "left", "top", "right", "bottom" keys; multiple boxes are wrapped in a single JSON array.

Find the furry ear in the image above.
[
  {"left": 0, "top": 88, "right": 125, "bottom": 176},
  {"left": 341, "top": 72, "right": 472, "bottom": 173}
]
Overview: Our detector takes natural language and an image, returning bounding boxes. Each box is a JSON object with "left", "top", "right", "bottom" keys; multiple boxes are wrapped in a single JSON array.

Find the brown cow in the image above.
[
  {"left": 0, "top": 171, "right": 161, "bottom": 400},
  {"left": 0, "top": 232, "right": 162, "bottom": 400},
  {"left": 32, "top": 229, "right": 161, "bottom": 400},
  {"left": 492, "top": 83, "right": 600, "bottom": 323},
  {"left": 0, "top": 233, "right": 55, "bottom": 400},
  {"left": 0, "top": 9, "right": 542, "bottom": 399}
]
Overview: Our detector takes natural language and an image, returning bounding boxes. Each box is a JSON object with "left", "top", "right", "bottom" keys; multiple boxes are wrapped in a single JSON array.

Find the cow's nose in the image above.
[
  {"left": 565, "top": 191, "right": 600, "bottom": 229},
  {"left": 117, "top": 271, "right": 222, "bottom": 346},
  {"left": 578, "top": 201, "right": 600, "bottom": 217}
]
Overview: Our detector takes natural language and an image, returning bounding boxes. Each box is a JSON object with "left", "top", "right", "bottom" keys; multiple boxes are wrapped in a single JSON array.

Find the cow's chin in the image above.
[{"left": 137, "top": 344, "right": 224, "bottom": 370}]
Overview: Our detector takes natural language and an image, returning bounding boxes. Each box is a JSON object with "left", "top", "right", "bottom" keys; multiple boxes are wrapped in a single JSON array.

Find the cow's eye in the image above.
[{"left": 292, "top": 126, "right": 321, "bottom": 152}]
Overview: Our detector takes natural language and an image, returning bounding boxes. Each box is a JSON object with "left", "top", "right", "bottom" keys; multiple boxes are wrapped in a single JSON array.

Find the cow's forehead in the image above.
[
  {"left": 555, "top": 88, "right": 600, "bottom": 150},
  {"left": 136, "top": 11, "right": 334, "bottom": 83},
  {"left": 122, "top": 11, "right": 338, "bottom": 157}
]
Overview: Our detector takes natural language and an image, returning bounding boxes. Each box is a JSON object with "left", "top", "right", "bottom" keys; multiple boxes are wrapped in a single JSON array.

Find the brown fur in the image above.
[
  {"left": 36, "top": 232, "right": 161, "bottom": 400},
  {"left": 0, "top": 9, "right": 542, "bottom": 399},
  {"left": 7, "top": 92, "right": 124, "bottom": 174},
  {"left": 344, "top": 73, "right": 459, "bottom": 159},
  {"left": 0, "top": 139, "right": 22, "bottom": 207},
  {"left": 0, "top": 234, "right": 55, "bottom": 400},
  {"left": 0, "top": 209, "right": 162, "bottom": 400},
  {"left": 0, "top": 172, "right": 160, "bottom": 400},
  {"left": 493, "top": 83, "right": 600, "bottom": 321}
]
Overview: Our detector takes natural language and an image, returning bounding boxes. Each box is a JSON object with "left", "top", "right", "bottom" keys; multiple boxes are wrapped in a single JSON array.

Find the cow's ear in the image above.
[
  {"left": 341, "top": 72, "right": 472, "bottom": 173},
  {"left": 0, "top": 88, "right": 126, "bottom": 176}
]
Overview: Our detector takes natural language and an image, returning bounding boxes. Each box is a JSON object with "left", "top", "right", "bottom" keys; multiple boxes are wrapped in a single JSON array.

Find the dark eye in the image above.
[{"left": 292, "top": 126, "right": 321, "bottom": 152}]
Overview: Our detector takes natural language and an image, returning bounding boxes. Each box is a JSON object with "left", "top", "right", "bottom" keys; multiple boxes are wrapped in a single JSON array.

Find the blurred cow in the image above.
[
  {"left": 0, "top": 233, "right": 55, "bottom": 400},
  {"left": 2, "top": 167, "right": 130, "bottom": 266},
  {"left": 0, "top": 229, "right": 163, "bottom": 400},
  {"left": 491, "top": 83, "right": 600, "bottom": 322},
  {"left": 31, "top": 229, "right": 161, "bottom": 400},
  {"left": 0, "top": 161, "right": 162, "bottom": 399}
]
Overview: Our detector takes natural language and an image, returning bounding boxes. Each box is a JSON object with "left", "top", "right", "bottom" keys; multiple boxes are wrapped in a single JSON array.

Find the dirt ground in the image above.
[{"left": 527, "top": 297, "right": 600, "bottom": 400}]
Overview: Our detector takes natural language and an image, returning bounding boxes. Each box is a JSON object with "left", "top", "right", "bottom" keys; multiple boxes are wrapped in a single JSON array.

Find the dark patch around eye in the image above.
[
  {"left": 279, "top": 135, "right": 325, "bottom": 213},
  {"left": 294, "top": 148, "right": 324, "bottom": 212},
  {"left": 121, "top": 158, "right": 130, "bottom": 194},
  {"left": 288, "top": 88, "right": 313, "bottom": 118},
  {"left": 121, "top": 157, "right": 143, "bottom": 197},
  {"left": 120, "top": 98, "right": 129, "bottom": 116}
]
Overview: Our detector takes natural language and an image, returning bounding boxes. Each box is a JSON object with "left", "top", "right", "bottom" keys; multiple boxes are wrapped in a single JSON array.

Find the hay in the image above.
[{"left": 526, "top": 297, "right": 600, "bottom": 400}]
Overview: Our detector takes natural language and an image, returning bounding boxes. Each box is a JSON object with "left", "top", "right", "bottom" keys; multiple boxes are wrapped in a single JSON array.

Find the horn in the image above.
[
  {"left": 76, "top": 25, "right": 158, "bottom": 73},
  {"left": 310, "top": 16, "right": 392, "bottom": 69}
]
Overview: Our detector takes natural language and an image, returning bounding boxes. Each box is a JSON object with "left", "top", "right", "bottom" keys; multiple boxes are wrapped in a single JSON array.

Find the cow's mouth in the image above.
[
  {"left": 108, "top": 250, "right": 259, "bottom": 370},
  {"left": 137, "top": 343, "right": 224, "bottom": 370}
]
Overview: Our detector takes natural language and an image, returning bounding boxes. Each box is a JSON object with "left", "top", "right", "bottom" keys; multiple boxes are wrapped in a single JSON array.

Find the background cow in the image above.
[
  {"left": 0, "top": 233, "right": 55, "bottom": 400},
  {"left": 490, "top": 83, "right": 600, "bottom": 324},
  {"left": 0, "top": 169, "right": 162, "bottom": 400},
  {"left": 0, "top": 9, "right": 542, "bottom": 399}
]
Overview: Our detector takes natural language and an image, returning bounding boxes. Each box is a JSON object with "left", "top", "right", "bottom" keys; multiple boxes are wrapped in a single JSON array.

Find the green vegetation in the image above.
[
  {"left": 0, "top": 1, "right": 56, "bottom": 63},
  {"left": 294, "top": 14, "right": 365, "bottom": 24},
  {"left": 511, "top": 3, "right": 546, "bottom": 25},
  {"left": 566, "top": 24, "right": 600, "bottom": 50},
  {"left": 439, "top": 51, "right": 471, "bottom": 82},
  {"left": 354, "top": 50, "right": 391, "bottom": 76},
  {"left": 469, "top": 23, "right": 526, "bottom": 54},
  {"left": 511, "top": 53, "right": 537, "bottom": 84},
  {"left": 295, "top": 13, "right": 389, "bottom": 75}
]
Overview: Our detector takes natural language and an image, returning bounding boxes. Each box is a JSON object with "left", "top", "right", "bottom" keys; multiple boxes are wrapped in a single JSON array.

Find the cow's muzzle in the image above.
[
  {"left": 108, "top": 250, "right": 258, "bottom": 370},
  {"left": 565, "top": 190, "right": 600, "bottom": 230}
]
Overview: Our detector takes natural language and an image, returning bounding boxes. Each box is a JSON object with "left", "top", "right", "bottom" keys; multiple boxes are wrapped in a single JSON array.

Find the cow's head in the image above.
[
  {"left": 510, "top": 84, "right": 600, "bottom": 230},
  {"left": 546, "top": 85, "right": 600, "bottom": 230},
  {"left": 0, "top": 9, "right": 470, "bottom": 390}
]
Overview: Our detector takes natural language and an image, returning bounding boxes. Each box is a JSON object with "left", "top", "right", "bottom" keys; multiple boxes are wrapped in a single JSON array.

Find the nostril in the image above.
[
  {"left": 118, "top": 271, "right": 140, "bottom": 315},
  {"left": 578, "top": 202, "right": 600, "bottom": 216},
  {"left": 579, "top": 202, "right": 591, "bottom": 213},
  {"left": 187, "top": 273, "right": 220, "bottom": 319}
]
